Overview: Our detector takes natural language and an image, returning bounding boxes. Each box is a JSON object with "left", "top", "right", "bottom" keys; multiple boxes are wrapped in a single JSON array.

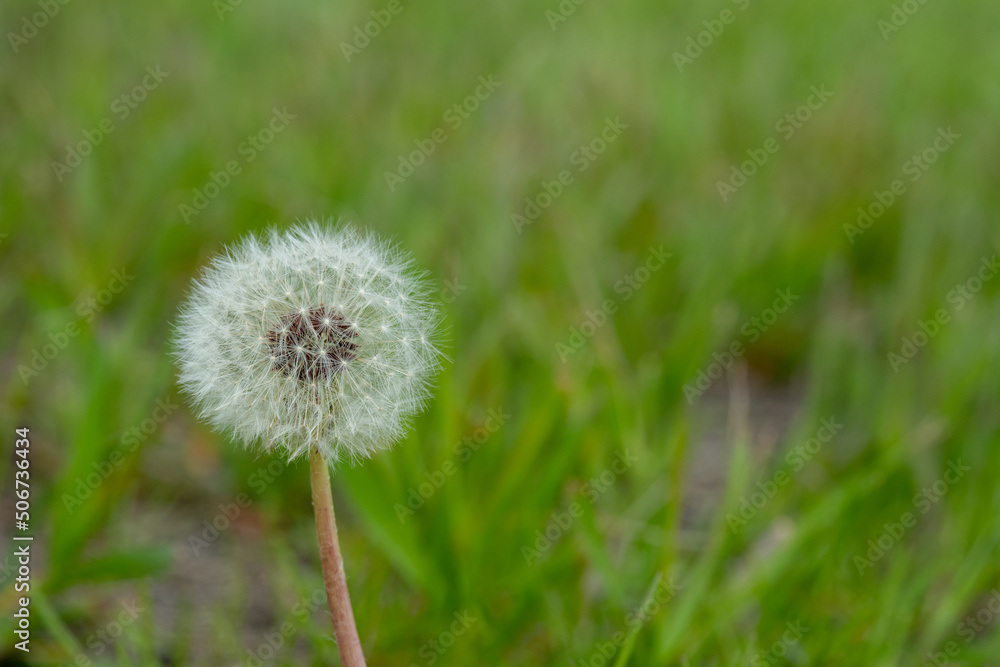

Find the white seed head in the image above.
[{"left": 173, "top": 221, "right": 443, "bottom": 465}]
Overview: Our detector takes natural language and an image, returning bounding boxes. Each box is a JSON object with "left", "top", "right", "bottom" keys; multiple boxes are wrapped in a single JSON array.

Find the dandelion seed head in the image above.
[{"left": 173, "top": 221, "right": 443, "bottom": 465}]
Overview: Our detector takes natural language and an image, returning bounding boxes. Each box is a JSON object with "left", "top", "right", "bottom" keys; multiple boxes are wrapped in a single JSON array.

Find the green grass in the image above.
[{"left": 2, "top": 0, "right": 1000, "bottom": 664}]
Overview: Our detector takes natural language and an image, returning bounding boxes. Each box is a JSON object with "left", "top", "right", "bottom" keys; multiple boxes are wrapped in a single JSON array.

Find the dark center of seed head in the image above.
[{"left": 266, "top": 308, "right": 358, "bottom": 381}]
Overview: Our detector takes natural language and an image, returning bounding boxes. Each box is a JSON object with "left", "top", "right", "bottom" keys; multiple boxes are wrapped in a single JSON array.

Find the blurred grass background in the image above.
[{"left": 2, "top": 0, "right": 1000, "bottom": 664}]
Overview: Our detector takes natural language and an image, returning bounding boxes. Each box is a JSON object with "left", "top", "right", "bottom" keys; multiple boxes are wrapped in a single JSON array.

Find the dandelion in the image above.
[{"left": 174, "top": 221, "right": 443, "bottom": 666}]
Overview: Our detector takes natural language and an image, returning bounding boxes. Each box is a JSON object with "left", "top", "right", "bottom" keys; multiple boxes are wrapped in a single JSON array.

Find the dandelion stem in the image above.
[{"left": 309, "top": 446, "right": 367, "bottom": 667}]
